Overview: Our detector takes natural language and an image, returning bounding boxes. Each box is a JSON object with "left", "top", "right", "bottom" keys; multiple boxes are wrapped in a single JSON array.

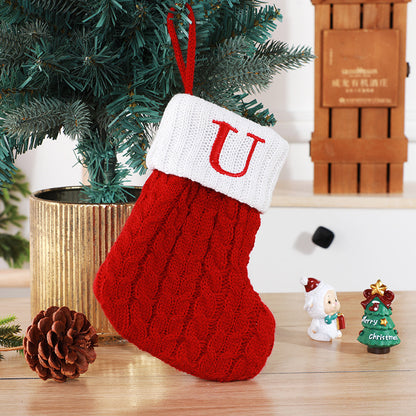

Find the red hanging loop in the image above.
[{"left": 167, "top": 3, "right": 196, "bottom": 95}]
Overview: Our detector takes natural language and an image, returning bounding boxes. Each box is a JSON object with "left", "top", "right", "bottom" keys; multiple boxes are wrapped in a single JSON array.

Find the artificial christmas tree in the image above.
[
  {"left": 0, "top": 0, "right": 313, "bottom": 203},
  {"left": 357, "top": 280, "right": 400, "bottom": 354}
]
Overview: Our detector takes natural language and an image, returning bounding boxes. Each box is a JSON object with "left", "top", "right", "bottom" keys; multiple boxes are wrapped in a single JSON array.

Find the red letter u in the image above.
[{"left": 210, "top": 120, "right": 265, "bottom": 177}]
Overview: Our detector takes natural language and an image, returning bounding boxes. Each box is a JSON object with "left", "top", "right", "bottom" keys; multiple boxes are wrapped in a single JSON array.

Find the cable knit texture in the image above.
[
  {"left": 94, "top": 170, "right": 276, "bottom": 382},
  {"left": 147, "top": 94, "right": 289, "bottom": 213}
]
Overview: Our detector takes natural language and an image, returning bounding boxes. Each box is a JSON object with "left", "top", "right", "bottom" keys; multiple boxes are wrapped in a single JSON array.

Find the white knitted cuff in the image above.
[{"left": 146, "top": 94, "right": 289, "bottom": 213}]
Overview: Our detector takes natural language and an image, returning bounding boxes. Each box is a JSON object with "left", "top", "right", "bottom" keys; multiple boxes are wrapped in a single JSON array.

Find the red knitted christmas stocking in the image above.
[
  {"left": 94, "top": 93, "right": 288, "bottom": 381},
  {"left": 94, "top": 4, "right": 288, "bottom": 381}
]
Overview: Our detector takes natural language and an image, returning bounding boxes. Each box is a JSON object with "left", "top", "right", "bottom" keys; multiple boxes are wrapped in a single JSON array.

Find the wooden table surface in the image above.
[{"left": 0, "top": 291, "right": 414, "bottom": 416}]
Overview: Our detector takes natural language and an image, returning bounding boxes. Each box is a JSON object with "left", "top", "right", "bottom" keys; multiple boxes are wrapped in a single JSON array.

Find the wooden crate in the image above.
[{"left": 310, "top": 0, "right": 411, "bottom": 194}]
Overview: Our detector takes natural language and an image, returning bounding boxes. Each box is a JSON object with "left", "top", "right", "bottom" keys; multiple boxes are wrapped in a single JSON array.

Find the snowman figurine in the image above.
[{"left": 300, "top": 277, "right": 344, "bottom": 341}]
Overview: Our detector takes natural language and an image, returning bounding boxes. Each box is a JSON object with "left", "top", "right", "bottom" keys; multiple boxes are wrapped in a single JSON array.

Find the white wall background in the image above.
[{"left": 9, "top": 1, "right": 416, "bottom": 293}]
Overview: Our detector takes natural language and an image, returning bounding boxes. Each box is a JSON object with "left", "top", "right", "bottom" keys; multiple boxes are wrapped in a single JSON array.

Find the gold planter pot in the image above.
[{"left": 30, "top": 187, "right": 141, "bottom": 336}]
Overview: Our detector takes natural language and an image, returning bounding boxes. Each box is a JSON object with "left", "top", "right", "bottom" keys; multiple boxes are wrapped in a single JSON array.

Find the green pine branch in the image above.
[
  {"left": 62, "top": 100, "right": 92, "bottom": 140},
  {"left": 210, "top": 3, "right": 282, "bottom": 44},
  {"left": 69, "top": 32, "right": 124, "bottom": 98},
  {"left": 236, "top": 95, "right": 276, "bottom": 126},
  {"left": 31, "top": 0, "right": 86, "bottom": 17},
  {"left": 85, "top": 0, "right": 128, "bottom": 29},
  {"left": 0, "top": 315, "right": 24, "bottom": 360},
  {"left": 0, "top": 142, "right": 16, "bottom": 186},
  {"left": 2, "top": 98, "right": 92, "bottom": 152},
  {"left": 196, "top": 38, "right": 314, "bottom": 97},
  {"left": 75, "top": 128, "right": 131, "bottom": 203},
  {"left": 0, "top": 168, "right": 30, "bottom": 267},
  {"left": 3, "top": 97, "right": 65, "bottom": 140},
  {"left": 0, "top": 169, "right": 30, "bottom": 219},
  {"left": 0, "top": 1, "right": 27, "bottom": 25},
  {"left": 257, "top": 41, "right": 315, "bottom": 74},
  {"left": 0, "top": 233, "right": 29, "bottom": 268}
]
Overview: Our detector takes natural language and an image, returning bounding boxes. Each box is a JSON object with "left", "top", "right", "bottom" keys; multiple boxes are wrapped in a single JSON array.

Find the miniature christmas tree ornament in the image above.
[
  {"left": 301, "top": 277, "right": 345, "bottom": 341},
  {"left": 357, "top": 280, "right": 400, "bottom": 354}
]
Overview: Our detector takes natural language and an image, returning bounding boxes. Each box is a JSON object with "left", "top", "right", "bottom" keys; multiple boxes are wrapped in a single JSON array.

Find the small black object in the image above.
[{"left": 312, "top": 226, "right": 334, "bottom": 249}]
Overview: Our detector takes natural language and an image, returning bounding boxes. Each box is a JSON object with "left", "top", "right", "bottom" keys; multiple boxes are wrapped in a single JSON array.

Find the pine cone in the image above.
[{"left": 23, "top": 306, "right": 98, "bottom": 382}]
